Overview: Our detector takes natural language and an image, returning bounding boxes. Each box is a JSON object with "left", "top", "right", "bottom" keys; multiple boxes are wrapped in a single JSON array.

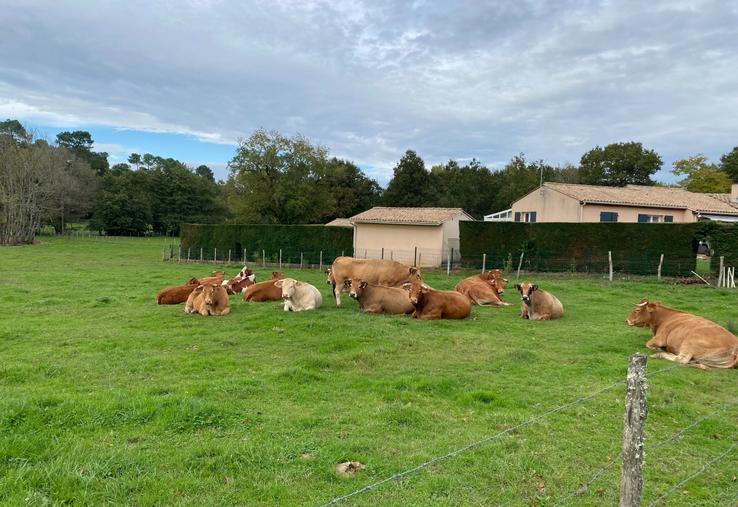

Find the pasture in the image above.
[{"left": 1, "top": 237, "right": 736, "bottom": 506}]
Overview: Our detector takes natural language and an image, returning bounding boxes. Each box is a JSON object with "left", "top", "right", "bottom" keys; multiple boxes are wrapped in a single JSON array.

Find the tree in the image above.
[
  {"left": 128, "top": 153, "right": 142, "bottom": 169},
  {"left": 382, "top": 150, "right": 437, "bottom": 207},
  {"left": 430, "top": 159, "right": 499, "bottom": 218},
  {"left": 227, "top": 129, "right": 334, "bottom": 224},
  {"left": 0, "top": 119, "right": 30, "bottom": 144},
  {"left": 55, "top": 130, "right": 109, "bottom": 176},
  {"left": 672, "top": 155, "right": 732, "bottom": 193},
  {"left": 196, "top": 164, "right": 215, "bottom": 181},
  {"left": 142, "top": 153, "right": 157, "bottom": 169},
  {"left": 318, "top": 158, "right": 381, "bottom": 220},
  {"left": 720, "top": 146, "right": 738, "bottom": 182},
  {"left": 579, "top": 142, "right": 662, "bottom": 186}
]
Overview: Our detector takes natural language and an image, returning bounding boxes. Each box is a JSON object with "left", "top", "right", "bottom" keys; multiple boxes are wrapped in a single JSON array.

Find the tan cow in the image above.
[
  {"left": 347, "top": 278, "right": 415, "bottom": 314},
  {"left": 454, "top": 269, "right": 511, "bottom": 306},
  {"left": 185, "top": 283, "right": 230, "bottom": 316},
  {"left": 242, "top": 272, "right": 284, "bottom": 302},
  {"left": 199, "top": 271, "right": 225, "bottom": 285},
  {"left": 515, "top": 282, "right": 563, "bottom": 320},
  {"left": 405, "top": 280, "right": 472, "bottom": 320},
  {"left": 625, "top": 299, "right": 738, "bottom": 369},
  {"left": 274, "top": 278, "right": 322, "bottom": 311},
  {"left": 329, "top": 257, "right": 422, "bottom": 306},
  {"left": 156, "top": 277, "right": 200, "bottom": 304}
]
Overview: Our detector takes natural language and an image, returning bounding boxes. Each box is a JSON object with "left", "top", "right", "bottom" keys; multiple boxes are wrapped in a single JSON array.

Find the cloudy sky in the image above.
[{"left": 2, "top": 0, "right": 737, "bottom": 184}]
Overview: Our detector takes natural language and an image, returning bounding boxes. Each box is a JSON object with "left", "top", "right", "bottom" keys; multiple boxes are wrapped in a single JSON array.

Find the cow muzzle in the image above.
[
  {"left": 349, "top": 292, "right": 358, "bottom": 299},
  {"left": 521, "top": 295, "right": 530, "bottom": 303}
]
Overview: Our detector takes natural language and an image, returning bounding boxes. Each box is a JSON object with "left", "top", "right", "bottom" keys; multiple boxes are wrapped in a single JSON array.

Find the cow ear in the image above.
[
  {"left": 409, "top": 267, "right": 417, "bottom": 274},
  {"left": 359, "top": 281, "right": 367, "bottom": 288},
  {"left": 274, "top": 280, "right": 284, "bottom": 288},
  {"left": 514, "top": 284, "right": 521, "bottom": 291},
  {"left": 401, "top": 282, "right": 412, "bottom": 290},
  {"left": 195, "top": 285, "right": 204, "bottom": 292},
  {"left": 647, "top": 303, "right": 656, "bottom": 313},
  {"left": 531, "top": 284, "right": 539, "bottom": 292},
  {"left": 343, "top": 279, "right": 352, "bottom": 287}
]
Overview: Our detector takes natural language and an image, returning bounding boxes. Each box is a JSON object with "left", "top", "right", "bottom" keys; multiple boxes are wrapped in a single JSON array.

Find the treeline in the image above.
[{"left": 2, "top": 118, "right": 737, "bottom": 245}]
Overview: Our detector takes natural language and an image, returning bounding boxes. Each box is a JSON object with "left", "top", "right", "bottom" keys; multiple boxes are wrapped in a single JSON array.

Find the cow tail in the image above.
[{"left": 696, "top": 347, "right": 738, "bottom": 369}]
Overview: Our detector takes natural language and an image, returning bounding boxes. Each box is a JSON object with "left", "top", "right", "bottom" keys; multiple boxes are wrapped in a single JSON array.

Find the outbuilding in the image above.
[{"left": 349, "top": 207, "right": 473, "bottom": 267}]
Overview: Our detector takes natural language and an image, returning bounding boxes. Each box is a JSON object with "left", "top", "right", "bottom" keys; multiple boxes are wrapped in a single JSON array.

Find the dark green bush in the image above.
[{"left": 179, "top": 224, "right": 353, "bottom": 265}]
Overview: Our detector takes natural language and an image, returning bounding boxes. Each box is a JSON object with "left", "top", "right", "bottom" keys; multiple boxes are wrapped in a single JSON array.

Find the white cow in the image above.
[{"left": 274, "top": 278, "right": 322, "bottom": 311}]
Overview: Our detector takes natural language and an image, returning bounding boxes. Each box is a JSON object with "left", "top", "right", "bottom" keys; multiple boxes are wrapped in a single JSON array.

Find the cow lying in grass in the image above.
[
  {"left": 222, "top": 266, "right": 256, "bottom": 294},
  {"left": 242, "top": 272, "right": 284, "bottom": 302},
  {"left": 275, "top": 278, "right": 322, "bottom": 311},
  {"left": 626, "top": 299, "right": 738, "bottom": 369},
  {"left": 199, "top": 271, "right": 225, "bottom": 285},
  {"left": 328, "top": 257, "right": 422, "bottom": 306},
  {"left": 185, "top": 283, "right": 230, "bottom": 316},
  {"left": 156, "top": 277, "right": 200, "bottom": 304},
  {"left": 347, "top": 278, "right": 414, "bottom": 314},
  {"left": 454, "top": 269, "right": 510, "bottom": 306},
  {"left": 515, "top": 282, "right": 563, "bottom": 320},
  {"left": 404, "top": 280, "right": 471, "bottom": 320}
]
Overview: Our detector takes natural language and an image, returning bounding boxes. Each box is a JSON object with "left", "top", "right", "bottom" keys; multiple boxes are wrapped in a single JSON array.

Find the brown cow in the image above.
[
  {"left": 242, "top": 272, "right": 285, "bottom": 302},
  {"left": 185, "top": 283, "right": 230, "bottom": 316},
  {"left": 454, "top": 269, "right": 510, "bottom": 306},
  {"left": 329, "top": 257, "right": 422, "bottom": 306},
  {"left": 405, "top": 280, "right": 471, "bottom": 320},
  {"left": 199, "top": 271, "right": 225, "bottom": 285},
  {"left": 222, "top": 266, "right": 256, "bottom": 295},
  {"left": 515, "top": 282, "right": 563, "bottom": 320},
  {"left": 626, "top": 299, "right": 738, "bottom": 370},
  {"left": 156, "top": 277, "right": 200, "bottom": 305},
  {"left": 347, "top": 279, "right": 415, "bottom": 314}
]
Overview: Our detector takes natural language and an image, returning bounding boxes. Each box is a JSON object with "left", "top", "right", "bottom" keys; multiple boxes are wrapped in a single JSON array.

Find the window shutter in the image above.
[
  {"left": 612, "top": 212, "right": 618, "bottom": 222},
  {"left": 514, "top": 212, "right": 521, "bottom": 222},
  {"left": 600, "top": 212, "right": 618, "bottom": 222},
  {"left": 530, "top": 211, "right": 537, "bottom": 223},
  {"left": 664, "top": 215, "right": 673, "bottom": 222},
  {"left": 638, "top": 214, "right": 648, "bottom": 223}
]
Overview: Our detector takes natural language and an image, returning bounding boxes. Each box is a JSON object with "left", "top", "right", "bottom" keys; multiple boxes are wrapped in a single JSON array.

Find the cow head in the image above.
[
  {"left": 325, "top": 268, "right": 335, "bottom": 286},
  {"left": 403, "top": 281, "right": 427, "bottom": 306},
  {"left": 625, "top": 299, "right": 656, "bottom": 327},
  {"left": 238, "top": 266, "right": 252, "bottom": 278},
  {"left": 274, "top": 278, "right": 299, "bottom": 300},
  {"left": 186, "top": 277, "right": 199, "bottom": 285},
  {"left": 515, "top": 282, "right": 538, "bottom": 305},
  {"left": 271, "top": 271, "right": 284, "bottom": 280},
  {"left": 408, "top": 266, "right": 423, "bottom": 283},
  {"left": 194, "top": 283, "right": 221, "bottom": 306},
  {"left": 348, "top": 279, "right": 367, "bottom": 299}
]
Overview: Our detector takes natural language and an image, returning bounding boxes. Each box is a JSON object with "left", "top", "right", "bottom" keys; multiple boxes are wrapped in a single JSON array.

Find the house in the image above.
[
  {"left": 507, "top": 182, "right": 738, "bottom": 223},
  {"left": 349, "top": 207, "right": 474, "bottom": 267}
]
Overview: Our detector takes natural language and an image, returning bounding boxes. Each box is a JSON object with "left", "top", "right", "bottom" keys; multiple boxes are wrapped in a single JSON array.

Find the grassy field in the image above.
[{"left": 1, "top": 237, "right": 736, "bottom": 506}]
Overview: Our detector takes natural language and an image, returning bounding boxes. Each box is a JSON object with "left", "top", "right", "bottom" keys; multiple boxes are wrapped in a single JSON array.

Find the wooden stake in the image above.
[
  {"left": 446, "top": 251, "right": 451, "bottom": 276},
  {"left": 300, "top": 252, "right": 303, "bottom": 269},
  {"left": 620, "top": 353, "right": 648, "bottom": 507},
  {"left": 482, "top": 253, "right": 486, "bottom": 273},
  {"left": 516, "top": 252, "right": 524, "bottom": 279},
  {"left": 657, "top": 253, "right": 664, "bottom": 281},
  {"left": 319, "top": 250, "right": 323, "bottom": 272},
  {"left": 279, "top": 249, "right": 282, "bottom": 269},
  {"left": 609, "top": 250, "right": 613, "bottom": 282},
  {"left": 718, "top": 256, "right": 724, "bottom": 287}
]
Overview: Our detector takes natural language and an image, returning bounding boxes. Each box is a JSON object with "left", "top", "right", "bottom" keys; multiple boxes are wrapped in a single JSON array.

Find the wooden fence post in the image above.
[
  {"left": 609, "top": 250, "right": 613, "bottom": 282},
  {"left": 319, "top": 251, "right": 323, "bottom": 272},
  {"left": 718, "top": 256, "right": 725, "bottom": 287},
  {"left": 200, "top": 248, "right": 203, "bottom": 262},
  {"left": 187, "top": 248, "right": 190, "bottom": 262},
  {"left": 279, "top": 249, "right": 282, "bottom": 270},
  {"left": 243, "top": 248, "right": 247, "bottom": 264},
  {"left": 161, "top": 244, "right": 166, "bottom": 261},
  {"left": 482, "top": 253, "right": 486, "bottom": 273},
  {"left": 414, "top": 246, "right": 418, "bottom": 267},
  {"left": 214, "top": 248, "right": 217, "bottom": 263},
  {"left": 300, "top": 252, "right": 303, "bottom": 269},
  {"left": 228, "top": 249, "right": 231, "bottom": 264},
  {"left": 381, "top": 247, "right": 384, "bottom": 260},
  {"left": 516, "top": 252, "right": 525, "bottom": 279},
  {"left": 262, "top": 249, "right": 265, "bottom": 267},
  {"left": 657, "top": 253, "right": 664, "bottom": 281},
  {"left": 446, "top": 250, "right": 451, "bottom": 276},
  {"left": 620, "top": 353, "right": 648, "bottom": 507}
]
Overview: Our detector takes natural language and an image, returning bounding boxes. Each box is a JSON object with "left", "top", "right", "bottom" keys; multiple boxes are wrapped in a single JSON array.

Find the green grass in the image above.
[{"left": 1, "top": 237, "right": 736, "bottom": 506}]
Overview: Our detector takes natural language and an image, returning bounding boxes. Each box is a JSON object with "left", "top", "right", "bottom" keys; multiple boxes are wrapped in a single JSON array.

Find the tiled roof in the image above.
[
  {"left": 707, "top": 193, "right": 738, "bottom": 210},
  {"left": 544, "top": 183, "right": 738, "bottom": 215},
  {"left": 350, "top": 207, "right": 470, "bottom": 225},
  {"left": 324, "top": 218, "right": 353, "bottom": 228}
]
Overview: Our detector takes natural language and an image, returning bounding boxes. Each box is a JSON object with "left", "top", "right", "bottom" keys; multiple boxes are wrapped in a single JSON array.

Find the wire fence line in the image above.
[
  {"left": 318, "top": 361, "right": 734, "bottom": 507},
  {"left": 551, "top": 396, "right": 738, "bottom": 506}
]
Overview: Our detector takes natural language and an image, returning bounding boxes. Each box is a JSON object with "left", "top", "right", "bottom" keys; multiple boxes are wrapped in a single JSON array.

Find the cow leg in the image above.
[
  {"left": 219, "top": 307, "right": 231, "bottom": 316},
  {"left": 198, "top": 308, "right": 209, "bottom": 316},
  {"left": 334, "top": 282, "right": 342, "bottom": 307},
  {"left": 645, "top": 337, "right": 666, "bottom": 350},
  {"left": 650, "top": 352, "right": 679, "bottom": 362}
]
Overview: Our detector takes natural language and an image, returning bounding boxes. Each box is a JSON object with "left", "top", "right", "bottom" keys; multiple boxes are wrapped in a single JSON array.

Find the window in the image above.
[
  {"left": 515, "top": 211, "right": 536, "bottom": 223},
  {"left": 600, "top": 212, "right": 618, "bottom": 222},
  {"left": 638, "top": 214, "right": 670, "bottom": 223}
]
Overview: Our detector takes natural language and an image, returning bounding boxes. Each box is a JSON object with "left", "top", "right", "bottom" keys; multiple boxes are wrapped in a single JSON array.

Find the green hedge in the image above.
[
  {"left": 460, "top": 222, "right": 699, "bottom": 276},
  {"left": 694, "top": 222, "right": 738, "bottom": 271},
  {"left": 180, "top": 224, "right": 353, "bottom": 265}
]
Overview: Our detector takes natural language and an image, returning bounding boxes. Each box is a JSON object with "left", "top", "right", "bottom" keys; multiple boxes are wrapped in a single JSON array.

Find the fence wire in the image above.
[{"left": 318, "top": 377, "right": 627, "bottom": 506}]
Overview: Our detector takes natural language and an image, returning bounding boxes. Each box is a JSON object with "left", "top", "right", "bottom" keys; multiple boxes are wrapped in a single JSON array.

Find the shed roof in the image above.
[
  {"left": 350, "top": 207, "right": 471, "bottom": 225},
  {"left": 324, "top": 218, "right": 353, "bottom": 228},
  {"left": 543, "top": 182, "right": 738, "bottom": 215}
]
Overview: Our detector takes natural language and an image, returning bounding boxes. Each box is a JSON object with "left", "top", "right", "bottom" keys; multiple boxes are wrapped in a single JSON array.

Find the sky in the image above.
[{"left": 2, "top": 0, "right": 737, "bottom": 185}]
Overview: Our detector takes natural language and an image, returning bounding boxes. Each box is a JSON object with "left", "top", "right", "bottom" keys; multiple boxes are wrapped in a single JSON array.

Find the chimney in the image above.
[{"left": 732, "top": 183, "right": 738, "bottom": 203}]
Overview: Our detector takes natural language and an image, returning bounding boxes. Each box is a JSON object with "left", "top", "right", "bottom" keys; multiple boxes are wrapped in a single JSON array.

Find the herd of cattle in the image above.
[{"left": 156, "top": 256, "right": 738, "bottom": 371}]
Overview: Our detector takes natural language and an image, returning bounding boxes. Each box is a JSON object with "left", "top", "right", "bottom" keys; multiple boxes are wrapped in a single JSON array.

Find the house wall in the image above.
[
  {"left": 512, "top": 187, "right": 581, "bottom": 222},
  {"left": 353, "top": 223, "right": 444, "bottom": 267},
  {"left": 580, "top": 205, "right": 694, "bottom": 223},
  {"left": 441, "top": 212, "right": 473, "bottom": 255}
]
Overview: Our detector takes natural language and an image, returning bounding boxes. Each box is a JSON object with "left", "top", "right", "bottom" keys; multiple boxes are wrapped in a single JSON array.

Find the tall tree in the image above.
[
  {"left": 55, "top": 130, "right": 109, "bottom": 176},
  {"left": 227, "top": 129, "right": 334, "bottom": 224},
  {"left": 430, "top": 159, "right": 499, "bottom": 218},
  {"left": 382, "top": 150, "right": 437, "bottom": 207},
  {"left": 128, "top": 153, "right": 142, "bottom": 169},
  {"left": 196, "top": 164, "right": 215, "bottom": 181},
  {"left": 579, "top": 142, "right": 662, "bottom": 186},
  {"left": 720, "top": 146, "right": 738, "bottom": 182},
  {"left": 318, "top": 158, "right": 381, "bottom": 220},
  {"left": 672, "top": 155, "right": 732, "bottom": 193},
  {"left": 0, "top": 119, "right": 31, "bottom": 144}
]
